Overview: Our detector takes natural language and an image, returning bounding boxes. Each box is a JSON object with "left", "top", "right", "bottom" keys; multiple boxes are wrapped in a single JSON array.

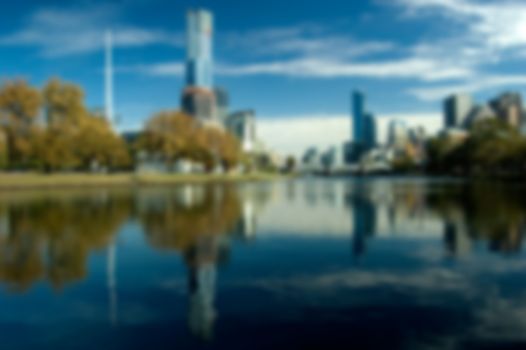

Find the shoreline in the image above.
[{"left": 0, "top": 173, "right": 290, "bottom": 191}]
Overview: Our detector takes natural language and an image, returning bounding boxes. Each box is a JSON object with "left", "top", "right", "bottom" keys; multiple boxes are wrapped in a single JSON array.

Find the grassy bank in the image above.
[{"left": 0, "top": 172, "right": 288, "bottom": 190}]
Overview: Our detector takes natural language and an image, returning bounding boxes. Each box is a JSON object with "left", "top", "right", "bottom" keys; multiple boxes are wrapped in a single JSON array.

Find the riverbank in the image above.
[{"left": 0, "top": 172, "right": 289, "bottom": 190}]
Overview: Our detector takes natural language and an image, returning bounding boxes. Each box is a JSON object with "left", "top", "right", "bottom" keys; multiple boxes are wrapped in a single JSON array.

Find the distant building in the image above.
[
  {"left": 350, "top": 90, "right": 377, "bottom": 163},
  {"left": 181, "top": 87, "right": 218, "bottom": 125},
  {"left": 388, "top": 120, "right": 409, "bottom": 150},
  {"left": 213, "top": 87, "right": 229, "bottom": 123},
  {"left": 490, "top": 92, "right": 523, "bottom": 129},
  {"left": 363, "top": 112, "right": 376, "bottom": 150},
  {"left": 186, "top": 9, "right": 213, "bottom": 88},
  {"left": 320, "top": 146, "right": 347, "bottom": 173},
  {"left": 302, "top": 147, "right": 320, "bottom": 171},
  {"left": 225, "top": 110, "right": 256, "bottom": 153},
  {"left": 464, "top": 104, "right": 496, "bottom": 128},
  {"left": 352, "top": 91, "right": 366, "bottom": 144},
  {"left": 444, "top": 94, "right": 473, "bottom": 128}
]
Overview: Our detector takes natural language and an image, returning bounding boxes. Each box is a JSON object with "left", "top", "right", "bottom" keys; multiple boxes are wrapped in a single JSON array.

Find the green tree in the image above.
[
  {"left": 0, "top": 80, "right": 42, "bottom": 168},
  {"left": 137, "top": 111, "right": 242, "bottom": 172}
]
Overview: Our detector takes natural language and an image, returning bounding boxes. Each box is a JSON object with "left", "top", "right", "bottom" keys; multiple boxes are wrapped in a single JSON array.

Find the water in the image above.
[{"left": 0, "top": 178, "right": 526, "bottom": 349}]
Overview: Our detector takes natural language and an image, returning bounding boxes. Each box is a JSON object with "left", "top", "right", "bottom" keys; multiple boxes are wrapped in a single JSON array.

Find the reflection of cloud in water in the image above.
[
  {"left": 255, "top": 179, "right": 445, "bottom": 239},
  {"left": 227, "top": 259, "right": 526, "bottom": 346}
]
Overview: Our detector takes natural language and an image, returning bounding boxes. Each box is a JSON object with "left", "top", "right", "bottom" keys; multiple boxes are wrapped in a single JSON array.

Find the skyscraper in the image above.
[
  {"left": 214, "top": 87, "right": 229, "bottom": 123},
  {"left": 352, "top": 91, "right": 365, "bottom": 144},
  {"left": 444, "top": 94, "right": 473, "bottom": 128},
  {"left": 181, "top": 88, "right": 217, "bottom": 123},
  {"left": 348, "top": 90, "right": 376, "bottom": 163},
  {"left": 490, "top": 92, "right": 523, "bottom": 129},
  {"left": 186, "top": 9, "right": 213, "bottom": 88},
  {"left": 363, "top": 112, "right": 376, "bottom": 150},
  {"left": 225, "top": 110, "right": 256, "bottom": 153}
]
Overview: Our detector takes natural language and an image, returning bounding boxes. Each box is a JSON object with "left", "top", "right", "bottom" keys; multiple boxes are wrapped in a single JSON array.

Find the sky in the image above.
[{"left": 0, "top": 0, "right": 525, "bottom": 156}]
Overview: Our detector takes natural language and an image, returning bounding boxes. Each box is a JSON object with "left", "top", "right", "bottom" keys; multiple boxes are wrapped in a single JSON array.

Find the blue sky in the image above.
[{"left": 1, "top": 0, "right": 526, "bottom": 154}]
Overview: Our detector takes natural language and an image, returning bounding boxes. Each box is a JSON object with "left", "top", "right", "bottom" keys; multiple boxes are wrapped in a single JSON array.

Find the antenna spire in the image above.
[{"left": 105, "top": 30, "right": 115, "bottom": 127}]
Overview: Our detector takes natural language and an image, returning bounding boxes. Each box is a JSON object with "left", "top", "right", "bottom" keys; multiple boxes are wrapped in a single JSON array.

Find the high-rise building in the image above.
[
  {"left": 388, "top": 120, "right": 409, "bottom": 150},
  {"left": 186, "top": 9, "right": 213, "bottom": 89},
  {"left": 444, "top": 94, "right": 473, "bottom": 128},
  {"left": 181, "top": 87, "right": 217, "bottom": 124},
  {"left": 363, "top": 112, "right": 376, "bottom": 150},
  {"left": 352, "top": 91, "right": 365, "bottom": 144},
  {"left": 213, "top": 87, "right": 229, "bottom": 123},
  {"left": 490, "top": 92, "right": 523, "bottom": 129},
  {"left": 225, "top": 110, "right": 256, "bottom": 153},
  {"left": 349, "top": 90, "right": 376, "bottom": 163}
]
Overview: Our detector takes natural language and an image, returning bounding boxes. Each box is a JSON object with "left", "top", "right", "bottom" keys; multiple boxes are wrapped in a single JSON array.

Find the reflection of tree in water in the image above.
[
  {"left": 140, "top": 185, "right": 243, "bottom": 341},
  {"left": 0, "top": 192, "right": 131, "bottom": 292},
  {"left": 427, "top": 183, "right": 526, "bottom": 254}
]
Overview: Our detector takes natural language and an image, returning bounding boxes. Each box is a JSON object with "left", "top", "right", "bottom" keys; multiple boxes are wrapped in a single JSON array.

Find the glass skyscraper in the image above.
[
  {"left": 186, "top": 9, "right": 214, "bottom": 88},
  {"left": 352, "top": 91, "right": 365, "bottom": 144}
]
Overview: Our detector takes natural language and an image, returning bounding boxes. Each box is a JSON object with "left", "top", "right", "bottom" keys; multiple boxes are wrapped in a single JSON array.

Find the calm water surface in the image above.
[{"left": 1, "top": 178, "right": 526, "bottom": 349}]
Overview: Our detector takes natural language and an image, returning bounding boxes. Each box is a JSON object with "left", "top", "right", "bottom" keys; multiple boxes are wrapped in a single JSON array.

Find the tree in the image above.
[
  {"left": 43, "top": 78, "right": 86, "bottom": 126},
  {"left": 137, "top": 111, "right": 242, "bottom": 172},
  {"left": 75, "top": 115, "right": 131, "bottom": 171},
  {"left": 31, "top": 125, "right": 79, "bottom": 171},
  {"left": 0, "top": 80, "right": 42, "bottom": 168},
  {"left": 283, "top": 156, "right": 297, "bottom": 174},
  {"left": 137, "top": 111, "right": 199, "bottom": 163}
]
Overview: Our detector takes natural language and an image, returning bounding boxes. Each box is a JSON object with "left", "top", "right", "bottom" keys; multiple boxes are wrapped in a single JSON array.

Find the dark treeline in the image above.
[
  {"left": 425, "top": 182, "right": 526, "bottom": 253},
  {"left": 426, "top": 119, "right": 526, "bottom": 177}
]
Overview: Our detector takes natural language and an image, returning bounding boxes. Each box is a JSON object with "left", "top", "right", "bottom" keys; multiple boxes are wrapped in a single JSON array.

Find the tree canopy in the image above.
[
  {"left": 136, "top": 110, "right": 242, "bottom": 172},
  {"left": 0, "top": 78, "right": 130, "bottom": 172}
]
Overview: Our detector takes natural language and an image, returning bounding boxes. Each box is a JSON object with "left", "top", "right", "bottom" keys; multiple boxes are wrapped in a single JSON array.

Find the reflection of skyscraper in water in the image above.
[
  {"left": 444, "top": 222, "right": 472, "bottom": 258},
  {"left": 107, "top": 241, "right": 118, "bottom": 325},
  {"left": 188, "top": 263, "right": 216, "bottom": 340},
  {"left": 185, "top": 237, "right": 230, "bottom": 340},
  {"left": 350, "top": 185, "right": 376, "bottom": 261},
  {"left": 232, "top": 199, "right": 257, "bottom": 241}
]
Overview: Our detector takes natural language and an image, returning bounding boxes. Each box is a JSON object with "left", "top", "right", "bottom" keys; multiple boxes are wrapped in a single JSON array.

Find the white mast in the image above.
[{"left": 105, "top": 30, "right": 115, "bottom": 127}]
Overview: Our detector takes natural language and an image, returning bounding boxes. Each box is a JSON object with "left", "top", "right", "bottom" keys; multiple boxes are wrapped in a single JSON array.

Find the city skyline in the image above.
[{"left": 0, "top": 0, "right": 525, "bottom": 156}]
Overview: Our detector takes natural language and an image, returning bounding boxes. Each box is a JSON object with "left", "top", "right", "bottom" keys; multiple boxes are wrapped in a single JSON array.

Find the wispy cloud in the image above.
[
  {"left": 130, "top": 56, "right": 472, "bottom": 81},
  {"left": 216, "top": 57, "right": 472, "bottom": 80},
  {"left": 409, "top": 75, "right": 526, "bottom": 101},
  {"left": 120, "top": 62, "right": 185, "bottom": 76},
  {"left": 257, "top": 114, "right": 350, "bottom": 158},
  {"left": 257, "top": 113, "right": 441, "bottom": 158},
  {"left": 0, "top": 5, "right": 183, "bottom": 57},
  {"left": 397, "top": 0, "right": 526, "bottom": 50},
  {"left": 222, "top": 25, "right": 395, "bottom": 60},
  {"left": 392, "top": 0, "right": 526, "bottom": 100}
]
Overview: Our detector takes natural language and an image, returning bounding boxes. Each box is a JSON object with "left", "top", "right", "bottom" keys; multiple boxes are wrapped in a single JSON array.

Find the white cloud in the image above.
[
  {"left": 120, "top": 62, "right": 185, "bottom": 76},
  {"left": 397, "top": 0, "right": 526, "bottom": 50},
  {"left": 257, "top": 113, "right": 442, "bottom": 158},
  {"left": 257, "top": 115, "right": 350, "bottom": 158},
  {"left": 132, "top": 57, "right": 472, "bottom": 81},
  {"left": 409, "top": 75, "right": 526, "bottom": 101},
  {"left": 222, "top": 25, "right": 395, "bottom": 60},
  {"left": 0, "top": 6, "right": 182, "bottom": 57},
  {"left": 394, "top": 0, "right": 526, "bottom": 101},
  {"left": 217, "top": 57, "right": 472, "bottom": 80}
]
